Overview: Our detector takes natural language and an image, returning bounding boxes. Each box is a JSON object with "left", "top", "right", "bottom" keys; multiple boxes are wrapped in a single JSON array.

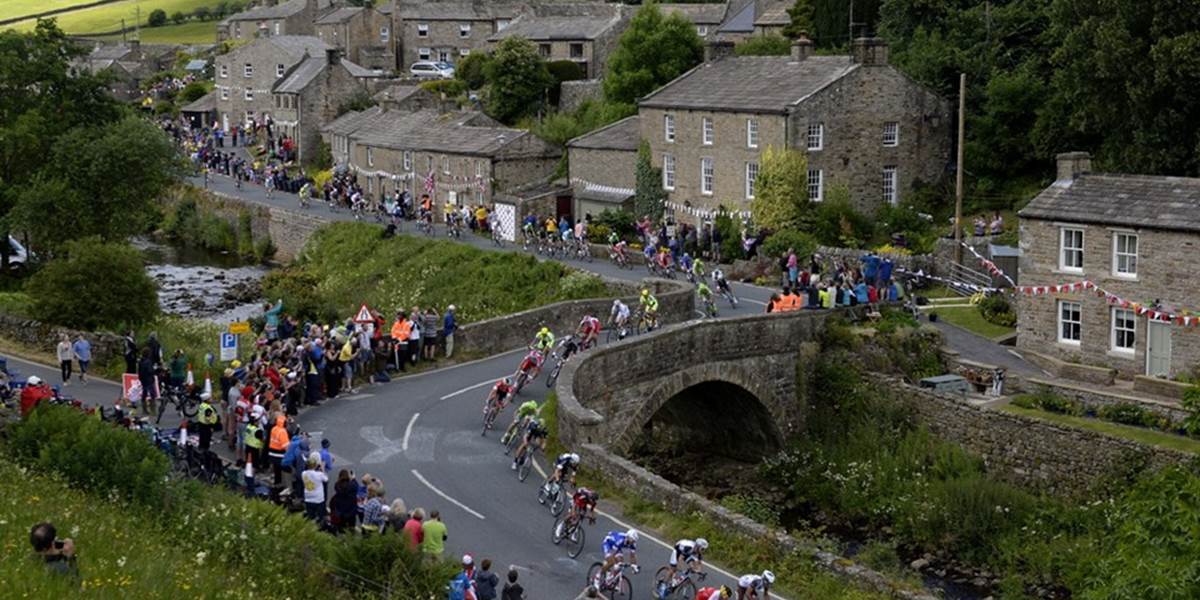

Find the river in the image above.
[{"left": 133, "top": 238, "right": 270, "bottom": 325}]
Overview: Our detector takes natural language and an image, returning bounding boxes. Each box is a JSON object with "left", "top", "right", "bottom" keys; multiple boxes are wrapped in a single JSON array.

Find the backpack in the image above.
[{"left": 447, "top": 571, "right": 471, "bottom": 600}]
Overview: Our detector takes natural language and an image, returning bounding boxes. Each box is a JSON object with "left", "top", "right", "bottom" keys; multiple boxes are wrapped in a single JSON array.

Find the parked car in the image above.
[{"left": 410, "top": 61, "right": 455, "bottom": 80}]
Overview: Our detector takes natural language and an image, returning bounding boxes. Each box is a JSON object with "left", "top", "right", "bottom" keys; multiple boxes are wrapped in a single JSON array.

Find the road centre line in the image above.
[
  {"left": 440, "top": 378, "right": 497, "bottom": 401},
  {"left": 411, "top": 468, "right": 486, "bottom": 520},
  {"left": 402, "top": 412, "right": 420, "bottom": 452},
  {"left": 532, "top": 459, "right": 792, "bottom": 600}
]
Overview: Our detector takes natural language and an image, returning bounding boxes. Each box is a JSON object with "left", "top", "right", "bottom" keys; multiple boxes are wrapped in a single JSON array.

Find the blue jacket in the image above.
[{"left": 443, "top": 312, "right": 457, "bottom": 336}]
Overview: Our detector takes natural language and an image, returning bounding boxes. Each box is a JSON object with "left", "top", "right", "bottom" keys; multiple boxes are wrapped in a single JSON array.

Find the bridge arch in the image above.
[{"left": 629, "top": 377, "right": 783, "bottom": 462}]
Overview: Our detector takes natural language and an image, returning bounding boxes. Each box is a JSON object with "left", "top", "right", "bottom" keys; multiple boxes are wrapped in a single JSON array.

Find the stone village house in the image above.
[
  {"left": 314, "top": 5, "right": 395, "bottom": 71},
  {"left": 567, "top": 115, "right": 639, "bottom": 219},
  {"left": 1017, "top": 152, "right": 1200, "bottom": 380},
  {"left": 322, "top": 106, "right": 561, "bottom": 238},
  {"left": 270, "top": 49, "right": 366, "bottom": 162},
  {"left": 72, "top": 40, "right": 178, "bottom": 102},
  {"left": 393, "top": 1, "right": 522, "bottom": 71},
  {"left": 218, "top": 0, "right": 333, "bottom": 41},
  {"left": 487, "top": 2, "right": 631, "bottom": 80},
  {"left": 616, "top": 37, "right": 951, "bottom": 223}
]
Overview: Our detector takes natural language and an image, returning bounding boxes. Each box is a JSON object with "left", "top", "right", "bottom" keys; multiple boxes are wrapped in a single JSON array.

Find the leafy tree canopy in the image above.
[
  {"left": 484, "top": 36, "right": 553, "bottom": 124},
  {"left": 27, "top": 238, "right": 159, "bottom": 330},
  {"left": 603, "top": 4, "right": 703, "bottom": 104}
]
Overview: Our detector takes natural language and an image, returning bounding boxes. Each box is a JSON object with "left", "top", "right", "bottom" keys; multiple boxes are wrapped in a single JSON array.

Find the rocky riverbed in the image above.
[{"left": 134, "top": 239, "right": 269, "bottom": 324}]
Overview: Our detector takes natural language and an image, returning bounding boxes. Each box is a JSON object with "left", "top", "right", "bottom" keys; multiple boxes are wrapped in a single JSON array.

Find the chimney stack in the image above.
[
  {"left": 850, "top": 37, "right": 889, "bottom": 66},
  {"left": 326, "top": 47, "right": 342, "bottom": 64},
  {"left": 1056, "top": 152, "right": 1092, "bottom": 181},
  {"left": 790, "top": 35, "right": 813, "bottom": 62},
  {"left": 703, "top": 39, "right": 735, "bottom": 63}
]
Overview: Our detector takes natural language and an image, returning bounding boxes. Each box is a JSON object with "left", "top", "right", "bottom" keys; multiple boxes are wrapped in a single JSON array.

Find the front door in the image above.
[
  {"left": 556, "top": 194, "right": 573, "bottom": 222},
  {"left": 1147, "top": 321, "right": 1172, "bottom": 377}
]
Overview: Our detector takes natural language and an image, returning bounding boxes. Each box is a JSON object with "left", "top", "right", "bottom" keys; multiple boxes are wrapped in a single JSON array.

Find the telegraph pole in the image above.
[{"left": 953, "top": 73, "right": 966, "bottom": 265}]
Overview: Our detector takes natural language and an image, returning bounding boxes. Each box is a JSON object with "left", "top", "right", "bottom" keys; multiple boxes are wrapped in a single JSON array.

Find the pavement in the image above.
[{"left": 21, "top": 173, "right": 1036, "bottom": 598}]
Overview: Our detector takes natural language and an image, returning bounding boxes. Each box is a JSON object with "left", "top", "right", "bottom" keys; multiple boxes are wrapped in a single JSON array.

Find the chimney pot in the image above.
[
  {"left": 850, "top": 37, "right": 889, "bottom": 66},
  {"left": 790, "top": 35, "right": 813, "bottom": 62},
  {"left": 1056, "top": 152, "right": 1092, "bottom": 181}
]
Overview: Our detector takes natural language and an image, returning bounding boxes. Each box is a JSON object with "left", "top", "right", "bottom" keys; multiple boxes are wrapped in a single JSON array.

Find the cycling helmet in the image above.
[
  {"left": 27, "top": 375, "right": 42, "bottom": 385},
  {"left": 719, "top": 586, "right": 732, "bottom": 598},
  {"left": 695, "top": 538, "right": 709, "bottom": 550},
  {"left": 502, "top": 377, "right": 513, "bottom": 386},
  {"left": 641, "top": 289, "right": 650, "bottom": 297},
  {"left": 569, "top": 453, "right": 581, "bottom": 464},
  {"left": 539, "top": 327, "right": 550, "bottom": 336},
  {"left": 762, "top": 570, "right": 775, "bottom": 584},
  {"left": 612, "top": 299, "right": 621, "bottom": 307},
  {"left": 626, "top": 529, "right": 639, "bottom": 543}
]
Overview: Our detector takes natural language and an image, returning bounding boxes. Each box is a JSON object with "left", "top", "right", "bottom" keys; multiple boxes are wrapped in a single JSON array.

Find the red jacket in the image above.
[
  {"left": 20, "top": 384, "right": 52, "bottom": 417},
  {"left": 402, "top": 518, "right": 424, "bottom": 549}
]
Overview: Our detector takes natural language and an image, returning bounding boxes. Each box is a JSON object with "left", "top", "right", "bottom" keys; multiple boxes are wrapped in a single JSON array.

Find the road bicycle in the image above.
[
  {"left": 654, "top": 564, "right": 706, "bottom": 600},
  {"left": 480, "top": 393, "right": 506, "bottom": 436},
  {"left": 501, "top": 415, "right": 533, "bottom": 455},
  {"left": 513, "top": 440, "right": 540, "bottom": 482},
  {"left": 574, "top": 239, "right": 594, "bottom": 263},
  {"left": 536, "top": 475, "right": 568, "bottom": 516},
  {"left": 605, "top": 320, "right": 629, "bottom": 344},
  {"left": 700, "top": 295, "right": 719, "bottom": 318},
  {"left": 551, "top": 509, "right": 589, "bottom": 558},
  {"left": 716, "top": 282, "right": 739, "bottom": 309},
  {"left": 156, "top": 385, "right": 199, "bottom": 424},
  {"left": 634, "top": 309, "right": 657, "bottom": 336},
  {"left": 609, "top": 248, "right": 630, "bottom": 269},
  {"left": 447, "top": 217, "right": 463, "bottom": 239},
  {"left": 586, "top": 561, "right": 633, "bottom": 600},
  {"left": 491, "top": 227, "right": 505, "bottom": 248},
  {"left": 545, "top": 336, "right": 581, "bottom": 388}
]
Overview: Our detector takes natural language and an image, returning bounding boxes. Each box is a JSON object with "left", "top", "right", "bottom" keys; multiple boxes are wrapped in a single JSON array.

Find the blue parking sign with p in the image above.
[{"left": 220, "top": 333, "right": 238, "bottom": 361}]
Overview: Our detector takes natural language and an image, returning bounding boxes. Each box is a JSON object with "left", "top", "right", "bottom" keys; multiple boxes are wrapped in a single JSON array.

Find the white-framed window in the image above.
[
  {"left": 807, "top": 122, "right": 823, "bottom": 150},
  {"left": 381, "top": 26, "right": 389, "bottom": 44},
  {"left": 459, "top": 23, "right": 471, "bottom": 37},
  {"left": 475, "top": 189, "right": 484, "bottom": 203},
  {"left": 700, "top": 157, "right": 714, "bottom": 195},
  {"left": 662, "top": 154, "right": 676, "bottom": 190},
  {"left": 448, "top": 190, "right": 458, "bottom": 205},
  {"left": 426, "top": 156, "right": 433, "bottom": 171},
  {"left": 220, "top": 87, "right": 229, "bottom": 100},
  {"left": 1111, "top": 307, "right": 1136, "bottom": 353},
  {"left": 417, "top": 23, "right": 429, "bottom": 37},
  {"left": 882, "top": 166, "right": 897, "bottom": 205},
  {"left": 244, "top": 89, "right": 253, "bottom": 101},
  {"left": 367, "top": 147, "right": 374, "bottom": 167},
  {"left": 697, "top": 25, "right": 708, "bottom": 36},
  {"left": 1058, "top": 300, "right": 1082, "bottom": 345},
  {"left": 746, "top": 119, "right": 758, "bottom": 148},
  {"left": 702, "top": 117, "right": 713, "bottom": 145},
  {"left": 538, "top": 43, "right": 551, "bottom": 58},
  {"left": 1059, "top": 227, "right": 1084, "bottom": 272},
  {"left": 442, "top": 155, "right": 450, "bottom": 174},
  {"left": 460, "top": 48, "right": 470, "bottom": 57},
  {"left": 664, "top": 114, "right": 675, "bottom": 142},
  {"left": 243, "top": 63, "right": 253, "bottom": 78},
  {"left": 220, "top": 64, "right": 228, "bottom": 78},
  {"left": 497, "top": 19, "right": 511, "bottom": 31},
  {"left": 807, "top": 168, "right": 823, "bottom": 202},
  {"left": 276, "top": 63, "right": 285, "bottom": 77},
  {"left": 368, "top": 176, "right": 374, "bottom": 194},
  {"left": 273, "top": 22, "right": 280, "bottom": 35},
  {"left": 569, "top": 43, "right": 584, "bottom": 59},
  {"left": 438, "top": 49, "right": 450, "bottom": 62},
  {"left": 403, "top": 151, "right": 413, "bottom": 171},
  {"left": 418, "top": 48, "right": 431, "bottom": 61},
  {"left": 1112, "top": 231, "right": 1137, "bottom": 277},
  {"left": 745, "top": 161, "right": 759, "bottom": 199},
  {"left": 883, "top": 121, "right": 899, "bottom": 146},
  {"left": 475, "top": 160, "right": 483, "bottom": 178}
]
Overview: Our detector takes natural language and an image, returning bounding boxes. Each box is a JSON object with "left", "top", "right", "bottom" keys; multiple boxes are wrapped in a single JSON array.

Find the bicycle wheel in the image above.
[
  {"left": 181, "top": 396, "right": 198, "bottom": 419},
  {"left": 586, "top": 563, "right": 604, "bottom": 589},
  {"left": 537, "top": 480, "right": 551, "bottom": 504},
  {"left": 481, "top": 406, "right": 496, "bottom": 436},
  {"left": 674, "top": 578, "right": 697, "bottom": 600},
  {"left": 566, "top": 522, "right": 586, "bottom": 559},
  {"left": 505, "top": 428, "right": 522, "bottom": 455},
  {"left": 546, "top": 363, "right": 562, "bottom": 388},
  {"left": 612, "top": 575, "right": 632, "bottom": 600},
  {"left": 550, "top": 487, "right": 566, "bottom": 516},
  {"left": 155, "top": 396, "right": 168, "bottom": 424},
  {"left": 552, "top": 516, "right": 572, "bottom": 545},
  {"left": 518, "top": 455, "right": 533, "bottom": 482}
]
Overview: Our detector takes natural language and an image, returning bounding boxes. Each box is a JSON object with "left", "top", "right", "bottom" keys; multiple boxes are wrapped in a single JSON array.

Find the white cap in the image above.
[
  {"left": 251, "top": 405, "right": 265, "bottom": 418},
  {"left": 461, "top": 554, "right": 473, "bottom": 565},
  {"left": 27, "top": 375, "right": 42, "bottom": 385},
  {"left": 448, "top": 305, "right": 456, "bottom": 312}
]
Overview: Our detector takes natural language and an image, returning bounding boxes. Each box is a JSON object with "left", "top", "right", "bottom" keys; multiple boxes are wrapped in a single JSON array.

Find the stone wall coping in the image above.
[
  {"left": 1133, "top": 374, "right": 1193, "bottom": 400},
  {"left": 1026, "top": 376, "right": 1183, "bottom": 410}
]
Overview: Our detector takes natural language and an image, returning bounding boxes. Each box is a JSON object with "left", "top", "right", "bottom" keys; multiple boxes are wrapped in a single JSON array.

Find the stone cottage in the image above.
[
  {"left": 393, "top": 0, "right": 522, "bottom": 70},
  {"left": 1017, "top": 152, "right": 1200, "bottom": 380},
  {"left": 567, "top": 115, "right": 639, "bottom": 219},
  {"left": 658, "top": 3, "right": 729, "bottom": 40},
  {"left": 214, "top": 35, "right": 331, "bottom": 132},
  {"left": 314, "top": 5, "right": 395, "bottom": 71},
  {"left": 270, "top": 49, "right": 367, "bottom": 162},
  {"left": 218, "top": 0, "right": 332, "bottom": 41},
  {"left": 486, "top": 2, "right": 630, "bottom": 79},
  {"left": 637, "top": 37, "right": 951, "bottom": 221}
]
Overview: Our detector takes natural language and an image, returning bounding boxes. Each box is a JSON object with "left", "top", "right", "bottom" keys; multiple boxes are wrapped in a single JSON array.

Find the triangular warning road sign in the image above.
[{"left": 354, "top": 304, "right": 373, "bottom": 323}]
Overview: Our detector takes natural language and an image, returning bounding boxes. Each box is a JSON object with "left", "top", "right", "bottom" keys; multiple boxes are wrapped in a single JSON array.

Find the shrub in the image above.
[
  {"left": 192, "top": 6, "right": 211, "bottom": 20},
  {"left": 977, "top": 293, "right": 1016, "bottom": 327},
  {"left": 734, "top": 35, "right": 791, "bottom": 56},
  {"left": 26, "top": 238, "right": 158, "bottom": 330},
  {"left": 330, "top": 532, "right": 458, "bottom": 597},
  {"left": 1013, "top": 390, "right": 1081, "bottom": 415},
  {"left": 588, "top": 223, "right": 611, "bottom": 243},
  {"left": 594, "top": 208, "right": 638, "bottom": 241},
  {"left": 811, "top": 190, "right": 872, "bottom": 248},
  {"left": 1098, "top": 403, "right": 1156, "bottom": 428},
  {"left": 760, "top": 229, "right": 817, "bottom": 260},
  {"left": 148, "top": 8, "right": 167, "bottom": 26},
  {"left": 171, "top": 10, "right": 187, "bottom": 24},
  {"left": 713, "top": 214, "right": 743, "bottom": 262},
  {"left": 455, "top": 51, "right": 491, "bottom": 89},
  {"left": 720, "top": 494, "right": 780, "bottom": 528},
  {"left": 419, "top": 78, "right": 468, "bottom": 98},
  {"left": 178, "top": 81, "right": 211, "bottom": 104},
  {"left": 8, "top": 405, "right": 170, "bottom": 506}
]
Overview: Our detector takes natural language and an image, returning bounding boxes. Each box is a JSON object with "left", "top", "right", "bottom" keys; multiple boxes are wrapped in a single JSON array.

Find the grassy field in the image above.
[
  {"left": 1002, "top": 404, "right": 1200, "bottom": 454},
  {"left": 932, "top": 305, "right": 1015, "bottom": 339},
  {"left": 8, "top": 0, "right": 217, "bottom": 35},
  {"left": 0, "top": 0, "right": 95, "bottom": 23},
  {"left": 92, "top": 18, "right": 217, "bottom": 43}
]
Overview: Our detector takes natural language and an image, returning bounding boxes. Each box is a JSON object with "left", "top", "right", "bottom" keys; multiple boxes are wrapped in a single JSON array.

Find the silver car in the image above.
[{"left": 410, "top": 61, "right": 455, "bottom": 80}]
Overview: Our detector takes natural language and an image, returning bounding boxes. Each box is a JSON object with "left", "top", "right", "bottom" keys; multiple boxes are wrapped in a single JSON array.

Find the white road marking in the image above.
[
  {"left": 742, "top": 298, "right": 768, "bottom": 307},
  {"left": 411, "top": 468, "right": 486, "bottom": 520},
  {"left": 304, "top": 431, "right": 354, "bottom": 466},
  {"left": 359, "top": 426, "right": 404, "bottom": 464},
  {"left": 402, "top": 412, "right": 420, "bottom": 452},
  {"left": 694, "top": 310, "right": 706, "bottom": 319},
  {"left": 440, "top": 378, "right": 496, "bottom": 400}
]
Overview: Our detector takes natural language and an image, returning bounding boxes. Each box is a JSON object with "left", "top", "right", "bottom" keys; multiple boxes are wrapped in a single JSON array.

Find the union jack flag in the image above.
[{"left": 424, "top": 170, "right": 435, "bottom": 194}]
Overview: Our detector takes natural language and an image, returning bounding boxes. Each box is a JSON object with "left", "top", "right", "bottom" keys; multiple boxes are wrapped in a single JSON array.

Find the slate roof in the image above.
[
  {"left": 567, "top": 116, "right": 640, "bottom": 151},
  {"left": 717, "top": 0, "right": 756, "bottom": 32},
  {"left": 273, "top": 55, "right": 327, "bottom": 93},
  {"left": 90, "top": 44, "right": 133, "bottom": 60},
  {"left": 340, "top": 58, "right": 385, "bottom": 78},
  {"left": 658, "top": 3, "right": 728, "bottom": 25},
  {"left": 1020, "top": 173, "right": 1200, "bottom": 233},
  {"left": 754, "top": 1, "right": 790, "bottom": 26},
  {"left": 248, "top": 35, "right": 331, "bottom": 63},
  {"left": 222, "top": 0, "right": 307, "bottom": 23},
  {"left": 398, "top": 1, "right": 519, "bottom": 20},
  {"left": 487, "top": 13, "right": 621, "bottom": 41},
  {"left": 327, "top": 108, "right": 535, "bottom": 156},
  {"left": 181, "top": 90, "right": 218, "bottom": 112},
  {"left": 640, "top": 55, "right": 855, "bottom": 113},
  {"left": 315, "top": 6, "right": 363, "bottom": 24},
  {"left": 323, "top": 105, "right": 386, "bottom": 136},
  {"left": 372, "top": 84, "right": 429, "bottom": 104}
]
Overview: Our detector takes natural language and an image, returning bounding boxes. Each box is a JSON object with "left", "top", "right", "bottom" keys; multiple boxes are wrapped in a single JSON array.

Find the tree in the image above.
[
  {"left": 733, "top": 35, "right": 791, "bottom": 56},
  {"left": 750, "top": 146, "right": 808, "bottom": 231},
  {"left": 170, "top": 11, "right": 187, "bottom": 25},
  {"left": 603, "top": 3, "right": 703, "bottom": 105},
  {"left": 148, "top": 8, "right": 167, "bottom": 27},
  {"left": 192, "top": 6, "right": 211, "bottom": 21},
  {"left": 455, "top": 51, "right": 491, "bottom": 89},
  {"left": 781, "top": 0, "right": 813, "bottom": 39},
  {"left": 483, "top": 36, "right": 553, "bottom": 124},
  {"left": 26, "top": 238, "right": 159, "bottom": 330},
  {"left": 633, "top": 141, "right": 665, "bottom": 221},
  {"left": 178, "top": 81, "right": 211, "bottom": 104},
  {"left": 8, "top": 117, "right": 183, "bottom": 248}
]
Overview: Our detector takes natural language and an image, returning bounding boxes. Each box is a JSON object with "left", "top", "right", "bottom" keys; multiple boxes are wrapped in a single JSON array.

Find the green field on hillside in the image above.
[
  {"left": 93, "top": 18, "right": 217, "bottom": 43},
  {"left": 0, "top": 0, "right": 95, "bottom": 23},
  {"left": 8, "top": 0, "right": 218, "bottom": 35}
]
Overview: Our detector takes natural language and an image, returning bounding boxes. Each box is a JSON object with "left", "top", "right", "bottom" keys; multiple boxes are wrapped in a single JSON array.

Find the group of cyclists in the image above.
[{"left": 522, "top": 214, "right": 593, "bottom": 259}]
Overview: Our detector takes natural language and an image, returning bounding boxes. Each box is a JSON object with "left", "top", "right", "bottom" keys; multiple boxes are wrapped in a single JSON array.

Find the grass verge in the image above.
[
  {"left": 1001, "top": 404, "right": 1200, "bottom": 454},
  {"left": 932, "top": 305, "right": 1014, "bottom": 339},
  {"left": 542, "top": 393, "right": 894, "bottom": 600}
]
